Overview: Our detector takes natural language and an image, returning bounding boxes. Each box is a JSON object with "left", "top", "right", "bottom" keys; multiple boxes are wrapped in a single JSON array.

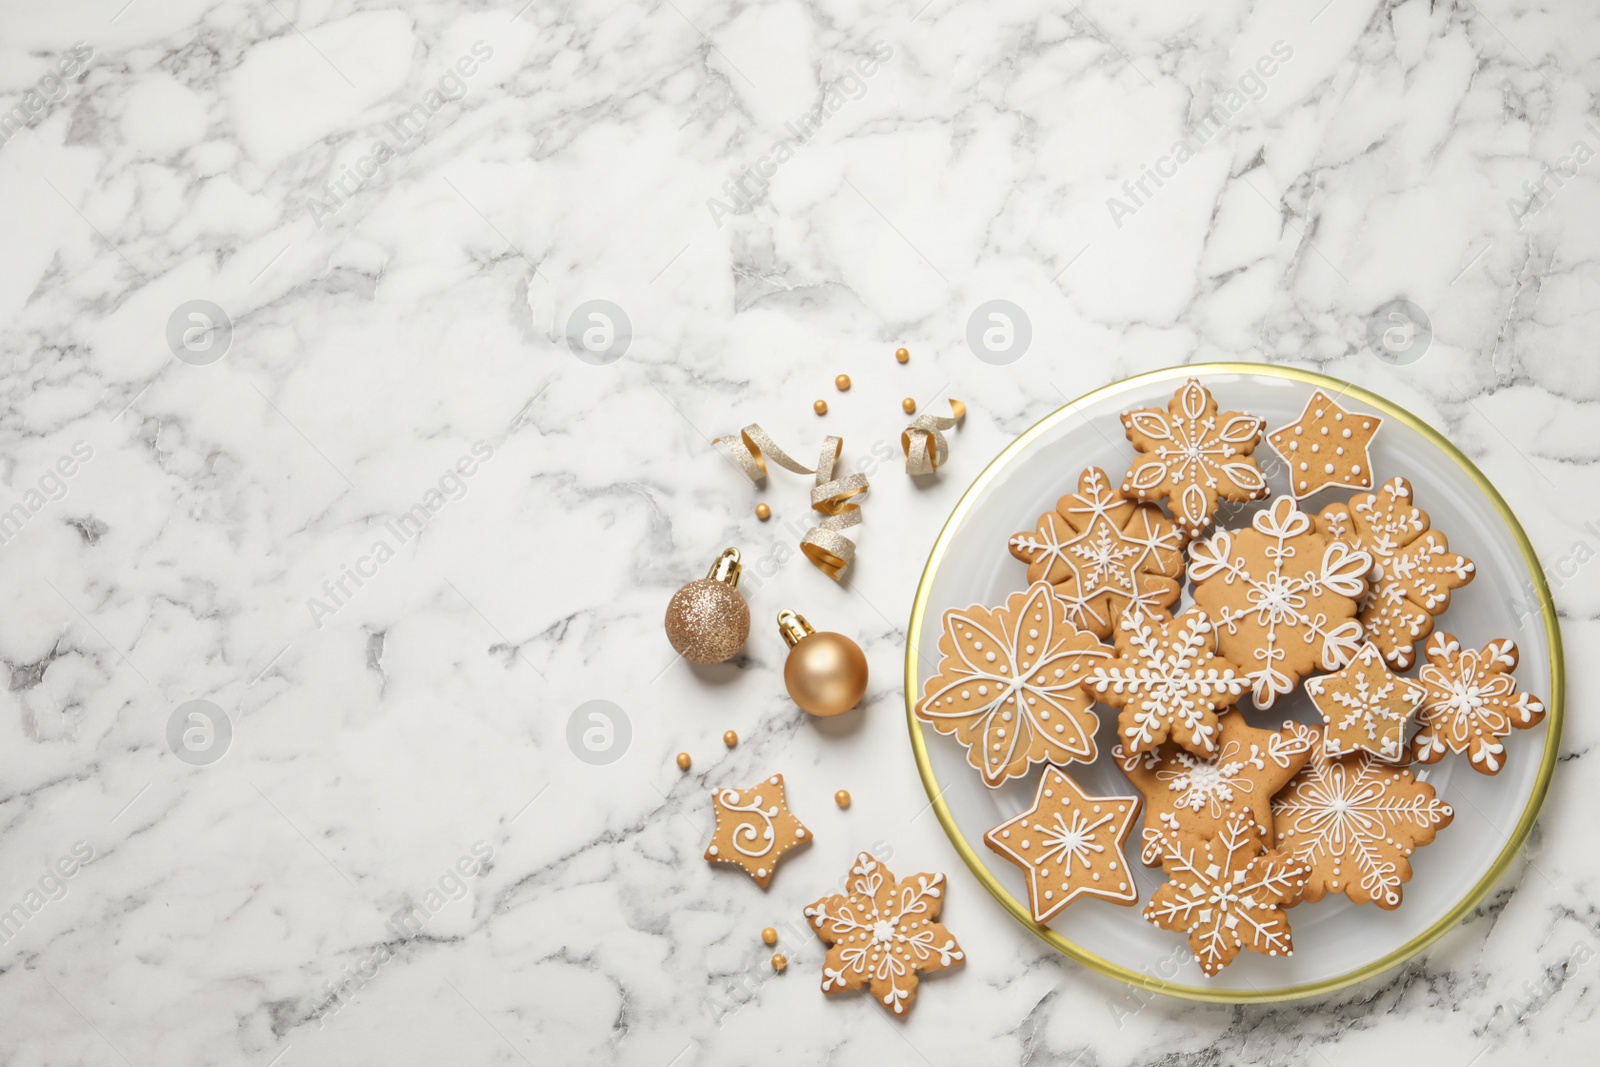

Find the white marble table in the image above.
[{"left": 0, "top": 0, "right": 1596, "bottom": 1063}]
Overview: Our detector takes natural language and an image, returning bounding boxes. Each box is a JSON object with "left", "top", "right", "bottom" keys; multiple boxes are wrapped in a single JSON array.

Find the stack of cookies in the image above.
[{"left": 915, "top": 378, "right": 1546, "bottom": 977}]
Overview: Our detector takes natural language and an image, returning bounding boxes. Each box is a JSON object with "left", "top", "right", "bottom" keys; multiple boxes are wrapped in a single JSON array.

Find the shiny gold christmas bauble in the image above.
[
  {"left": 664, "top": 548, "right": 749, "bottom": 664},
  {"left": 778, "top": 609, "right": 868, "bottom": 716}
]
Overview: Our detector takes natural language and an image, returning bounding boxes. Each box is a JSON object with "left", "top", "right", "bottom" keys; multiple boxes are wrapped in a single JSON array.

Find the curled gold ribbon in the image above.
[
  {"left": 714, "top": 425, "right": 869, "bottom": 581},
  {"left": 901, "top": 399, "right": 966, "bottom": 475}
]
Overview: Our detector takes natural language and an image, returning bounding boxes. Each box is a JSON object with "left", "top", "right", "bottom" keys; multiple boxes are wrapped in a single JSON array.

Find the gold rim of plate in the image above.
[{"left": 903, "top": 361, "right": 1565, "bottom": 1004}]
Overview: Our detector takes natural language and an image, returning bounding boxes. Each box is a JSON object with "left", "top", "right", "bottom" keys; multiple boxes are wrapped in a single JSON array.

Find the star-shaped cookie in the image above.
[
  {"left": 704, "top": 774, "right": 811, "bottom": 888},
  {"left": 1116, "top": 712, "right": 1313, "bottom": 866},
  {"left": 1304, "top": 641, "right": 1427, "bottom": 762},
  {"left": 984, "top": 767, "right": 1141, "bottom": 923},
  {"left": 803, "top": 853, "right": 964, "bottom": 1015},
  {"left": 1267, "top": 389, "right": 1383, "bottom": 499}
]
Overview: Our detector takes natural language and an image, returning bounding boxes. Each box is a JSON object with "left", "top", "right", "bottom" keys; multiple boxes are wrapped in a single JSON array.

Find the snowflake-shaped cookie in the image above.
[
  {"left": 1007, "top": 466, "right": 1186, "bottom": 638},
  {"left": 1304, "top": 641, "right": 1426, "bottom": 762},
  {"left": 1116, "top": 712, "right": 1313, "bottom": 866},
  {"left": 1087, "top": 606, "right": 1247, "bottom": 758},
  {"left": 1412, "top": 632, "right": 1546, "bottom": 775},
  {"left": 915, "top": 581, "right": 1112, "bottom": 787},
  {"left": 704, "top": 774, "right": 811, "bottom": 888},
  {"left": 1266, "top": 390, "right": 1382, "bottom": 499},
  {"left": 1144, "top": 809, "right": 1308, "bottom": 976},
  {"left": 803, "top": 853, "right": 964, "bottom": 1016},
  {"left": 1272, "top": 722, "right": 1454, "bottom": 909},
  {"left": 1188, "top": 495, "right": 1372, "bottom": 708},
  {"left": 984, "top": 766, "right": 1141, "bottom": 922},
  {"left": 1318, "top": 477, "right": 1476, "bottom": 670},
  {"left": 1120, "top": 378, "right": 1269, "bottom": 538}
]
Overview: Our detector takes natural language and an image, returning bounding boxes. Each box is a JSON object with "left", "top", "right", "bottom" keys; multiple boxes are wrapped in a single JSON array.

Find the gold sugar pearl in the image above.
[
  {"left": 895, "top": 347, "right": 910, "bottom": 363},
  {"left": 835, "top": 374, "right": 851, "bottom": 391},
  {"left": 771, "top": 953, "right": 787, "bottom": 972},
  {"left": 761, "top": 927, "right": 778, "bottom": 946},
  {"left": 902, "top": 398, "right": 916, "bottom": 414},
  {"left": 813, "top": 400, "right": 828, "bottom": 415},
  {"left": 723, "top": 730, "right": 738, "bottom": 748},
  {"left": 675, "top": 752, "right": 691, "bottom": 771},
  {"left": 755, "top": 503, "right": 771, "bottom": 521},
  {"left": 835, "top": 790, "right": 851, "bottom": 808}
]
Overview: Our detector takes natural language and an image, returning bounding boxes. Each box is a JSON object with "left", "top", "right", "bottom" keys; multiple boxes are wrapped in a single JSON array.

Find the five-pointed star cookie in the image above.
[
  {"left": 1145, "top": 808, "right": 1308, "bottom": 976},
  {"left": 1116, "top": 712, "right": 1314, "bottom": 866},
  {"left": 1007, "top": 466, "right": 1187, "bottom": 638},
  {"left": 984, "top": 767, "right": 1141, "bottom": 922},
  {"left": 704, "top": 774, "right": 811, "bottom": 888},
  {"left": 803, "top": 852, "right": 965, "bottom": 1016},
  {"left": 1272, "top": 722, "right": 1454, "bottom": 909},
  {"left": 1304, "top": 641, "right": 1427, "bottom": 761},
  {"left": 1120, "top": 378, "right": 1269, "bottom": 539},
  {"left": 1267, "top": 390, "right": 1383, "bottom": 499},
  {"left": 1087, "top": 605, "right": 1248, "bottom": 758},
  {"left": 1188, "top": 495, "right": 1372, "bottom": 707},
  {"left": 1412, "top": 632, "right": 1546, "bottom": 775},
  {"left": 915, "top": 581, "right": 1112, "bottom": 787},
  {"left": 1318, "top": 477, "right": 1476, "bottom": 670}
]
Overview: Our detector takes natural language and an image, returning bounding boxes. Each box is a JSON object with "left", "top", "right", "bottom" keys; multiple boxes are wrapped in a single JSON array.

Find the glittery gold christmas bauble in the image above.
[{"left": 664, "top": 548, "right": 750, "bottom": 664}]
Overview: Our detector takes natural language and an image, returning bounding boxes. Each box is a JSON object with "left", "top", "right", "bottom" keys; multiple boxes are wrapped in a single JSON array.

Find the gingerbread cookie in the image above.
[
  {"left": 915, "top": 581, "right": 1111, "bottom": 787},
  {"left": 704, "top": 774, "right": 810, "bottom": 888},
  {"left": 1144, "top": 808, "right": 1308, "bottom": 976},
  {"left": 803, "top": 852, "right": 964, "bottom": 1016},
  {"left": 1087, "top": 606, "right": 1247, "bottom": 758},
  {"left": 1007, "top": 466, "right": 1186, "bottom": 638},
  {"left": 1412, "top": 632, "right": 1546, "bottom": 775},
  {"left": 984, "top": 767, "right": 1141, "bottom": 922},
  {"left": 1318, "top": 477, "right": 1475, "bottom": 670},
  {"left": 1272, "top": 722, "right": 1453, "bottom": 909},
  {"left": 1188, "top": 495, "right": 1371, "bottom": 707},
  {"left": 1120, "top": 378, "right": 1269, "bottom": 538},
  {"left": 1117, "top": 712, "right": 1313, "bottom": 866},
  {"left": 1267, "top": 390, "right": 1382, "bottom": 499},
  {"left": 1304, "top": 641, "right": 1427, "bottom": 761}
]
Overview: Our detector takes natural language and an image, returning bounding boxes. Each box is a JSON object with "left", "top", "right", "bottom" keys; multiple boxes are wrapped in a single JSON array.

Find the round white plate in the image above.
[{"left": 905, "top": 363, "right": 1563, "bottom": 1002}]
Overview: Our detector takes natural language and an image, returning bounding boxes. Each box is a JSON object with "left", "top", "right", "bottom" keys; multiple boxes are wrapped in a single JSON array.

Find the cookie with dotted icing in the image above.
[
  {"left": 1318, "top": 477, "right": 1475, "bottom": 670},
  {"left": 704, "top": 774, "right": 810, "bottom": 888},
  {"left": 914, "top": 580, "right": 1112, "bottom": 787},
  {"left": 1188, "top": 495, "right": 1371, "bottom": 708},
  {"left": 1271, "top": 721, "right": 1453, "bottom": 909},
  {"left": 1411, "top": 632, "right": 1546, "bottom": 775},
  {"left": 1087, "top": 605, "right": 1247, "bottom": 758},
  {"left": 1304, "top": 641, "right": 1427, "bottom": 762},
  {"left": 1116, "top": 712, "right": 1313, "bottom": 866},
  {"left": 1120, "top": 378, "right": 1269, "bottom": 539},
  {"left": 1007, "top": 466, "right": 1186, "bottom": 639},
  {"left": 803, "top": 852, "right": 964, "bottom": 1016},
  {"left": 984, "top": 766, "right": 1141, "bottom": 922},
  {"left": 1266, "top": 390, "right": 1382, "bottom": 499},
  {"left": 1145, "top": 809, "right": 1308, "bottom": 976}
]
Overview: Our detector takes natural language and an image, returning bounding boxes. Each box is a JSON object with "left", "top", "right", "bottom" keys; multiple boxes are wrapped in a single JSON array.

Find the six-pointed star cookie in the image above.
[
  {"left": 1087, "top": 605, "right": 1247, "bottom": 758},
  {"left": 1412, "top": 632, "right": 1546, "bottom": 775},
  {"left": 803, "top": 852, "right": 965, "bottom": 1016},
  {"left": 1145, "top": 808, "right": 1308, "bottom": 976},
  {"left": 1188, "top": 496, "right": 1372, "bottom": 707},
  {"left": 984, "top": 767, "right": 1141, "bottom": 922},
  {"left": 1272, "top": 722, "right": 1454, "bottom": 909},
  {"left": 1319, "top": 477, "right": 1476, "bottom": 670},
  {"left": 704, "top": 774, "right": 811, "bottom": 888},
  {"left": 1007, "top": 466, "right": 1186, "bottom": 638},
  {"left": 1116, "top": 712, "right": 1313, "bottom": 866},
  {"left": 1304, "top": 641, "right": 1427, "bottom": 761},
  {"left": 1267, "top": 390, "right": 1383, "bottom": 499},
  {"left": 1120, "top": 378, "right": 1269, "bottom": 539},
  {"left": 915, "top": 581, "right": 1112, "bottom": 787}
]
